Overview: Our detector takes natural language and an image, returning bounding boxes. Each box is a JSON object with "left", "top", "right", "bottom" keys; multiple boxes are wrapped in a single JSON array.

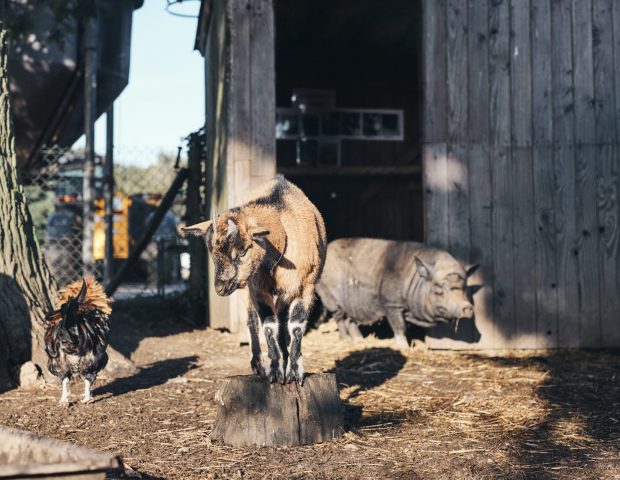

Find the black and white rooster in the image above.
[{"left": 45, "top": 278, "right": 111, "bottom": 405}]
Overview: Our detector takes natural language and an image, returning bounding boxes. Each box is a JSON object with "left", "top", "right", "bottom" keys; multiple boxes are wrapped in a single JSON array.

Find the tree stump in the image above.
[{"left": 211, "top": 373, "right": 344, "bottom": 447}]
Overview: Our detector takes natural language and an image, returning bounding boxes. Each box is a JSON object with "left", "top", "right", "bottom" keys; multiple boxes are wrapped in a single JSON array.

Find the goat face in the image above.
[{"left": 182, "top": 213, "right": 269, "bottom": 296}]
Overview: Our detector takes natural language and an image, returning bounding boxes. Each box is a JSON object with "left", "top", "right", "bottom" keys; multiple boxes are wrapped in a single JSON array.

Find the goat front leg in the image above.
[
  {"left": 247, "top": 307, "right": 266, "bottom": 377},
  {"left": 285, "top": 288, "right": 313, "bottom": 385},
  {"left": 259, "top": 301, "right": 285, "bottom": 384}
]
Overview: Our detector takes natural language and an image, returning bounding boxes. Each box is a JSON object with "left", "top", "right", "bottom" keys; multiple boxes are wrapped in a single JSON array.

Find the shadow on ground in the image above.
[
  {"left": 467, "top": 350, "right": 620, "bottom": 479},
  {"left": 328, "top": 347, "right": 408, "bottom": 430},
  {"left": 109, "top": 294, "right": 202, "bottom": 358},
  {"left": 94, "top": 355, "right": 199, "bottom": 398}
]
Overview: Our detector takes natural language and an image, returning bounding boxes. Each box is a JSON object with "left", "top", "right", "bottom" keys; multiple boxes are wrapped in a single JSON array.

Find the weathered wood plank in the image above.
[
  {"left": 572, "top": 0, "right": 601, "bottom": 346},
  {"left": 491, "top": 146, "right": 515, "bottom": 346},
  {"left": 592, "top": 0, "right": 618, "bottom": 346},
  {"left": 446, "top": 0, "right": 471, "bottom": 341},
  {"left": 446, "top": 144, "right": 472, "bottom": 342},
  {"left": 249, "top": 0, "right": 276, "bottom": 178},
  {"left": 572, "top": 0, "right": 596, "bottom": 144},
  {"left": 531, "top": 1, "right": 557, "bottom": 347},
  {"left": 509, "top": 0, "right": 535, "bottom": 348},
  {"left": 574, "top": 145, "right": 601, "bottom": 347},
  {"left": 421, "top": 0, "right": 448, "bottom": 143},
  {"left": 468, "top": 144, "right": 494, "bottom": 348},
  {"left": 489, "top": 0, "right": 511, "bottom": 147},
  {"left": 512, "top": 147, "right": 537, "bottom": 347},
  {"left": 446, "top": 145, "right": 470, "bottom": 261},
  {"left": 447, "top": 0, "right": 468, "bottom": 144},
  {"left": 423, "top": 143, "right": 449, "bottom": 250},
  {"left": 231, "top": 0, "right": 252, "bottom": 196},
  {"left": 551, "top": 0, "right": 579, "bottom": 347},
  {"left": 614, "top": 0, "right": 620, "bottom": 143},
  {"left": 597, "top": 145, "right": 620, "bottom": 346},
  {"left": 468, "top": 0, "right": 489, "bottom": 145},
  {"left": 488, "top": 0, "right": 513, "bottom": 346},
  {"left": 592, "top": 0, "right": 616, "bottom": 144},
  {"left": 551, "top": 0, "right": 574, "bottom": 147},
  {"left": 533, "top": 146, "right": 558, "bottom": 347},
  {"left": 554, "top": 145, "right": 580, "bottom": 347},
  {"left": 531, "top": 0, "right": 553, "bottom": 146},
  {"left": 467, "top": 0, "right": 492, "bottom": 348},
  {"left": 510, "top": 0, "right": 532, "bottom": 146}
]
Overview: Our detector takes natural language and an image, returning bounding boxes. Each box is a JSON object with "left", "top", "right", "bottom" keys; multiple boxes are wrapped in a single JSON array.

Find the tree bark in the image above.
[
  {"left": 211, "top": 374, "right": 344, "bottom": 446},
  {"left": 0, "top": 22, "right": 133, "bottom": 390},
  {"left": 0, "top": 25, "right": 56, "bottom": 389}
]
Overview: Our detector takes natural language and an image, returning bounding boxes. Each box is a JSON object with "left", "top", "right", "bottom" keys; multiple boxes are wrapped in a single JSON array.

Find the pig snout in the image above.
[{"left": 461, "top": 304, "right": 474, "bottom": 318}]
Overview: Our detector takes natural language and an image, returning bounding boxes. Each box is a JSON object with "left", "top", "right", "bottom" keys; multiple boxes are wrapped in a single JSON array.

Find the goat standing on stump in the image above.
[{"left": 182, "top": 175, "right": 326, "bottom": 385}]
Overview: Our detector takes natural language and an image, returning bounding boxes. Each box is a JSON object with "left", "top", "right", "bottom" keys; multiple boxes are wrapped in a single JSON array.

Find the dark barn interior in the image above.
[{"left": 274, "top": 0, "right": 423, "bottom": 242}]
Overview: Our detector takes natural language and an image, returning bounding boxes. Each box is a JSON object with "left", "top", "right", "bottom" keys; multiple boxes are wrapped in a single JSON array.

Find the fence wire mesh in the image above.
[{"left": 21, "top": 144, "right": 192, "bottom": 299}]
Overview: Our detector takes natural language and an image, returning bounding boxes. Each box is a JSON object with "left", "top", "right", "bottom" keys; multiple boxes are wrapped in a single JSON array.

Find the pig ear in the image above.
[
  {"left": 180, "top": 220, "right": 213, "bottom": 238},
  {"left": 415, "top": 256, "right": 431, "bottom": 279},
  {"left": 465, "top": 264, "right": 480, "bottom": 278}
]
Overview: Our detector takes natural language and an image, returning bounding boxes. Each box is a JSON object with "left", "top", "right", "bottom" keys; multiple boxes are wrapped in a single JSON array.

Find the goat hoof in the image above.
[
  {"left": 267, "top": 367, "right": 284, "bottom": 384},
  {"left": 81, "top": 396, "right": 93, "bottom": 404},
  {"left": 251, "top": 359, "right": 266, "bottom": 377},
  {"left": 59, "top": 398, "right": 70, "bottom": 407},
  {"left": 285, "top": 369, "right": 304, "bottom": 386}
]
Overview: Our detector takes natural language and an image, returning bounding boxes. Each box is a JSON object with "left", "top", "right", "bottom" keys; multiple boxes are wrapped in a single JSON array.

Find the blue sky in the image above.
[{"left": 77, "top": 0, "right": 204, "bottom": 162}]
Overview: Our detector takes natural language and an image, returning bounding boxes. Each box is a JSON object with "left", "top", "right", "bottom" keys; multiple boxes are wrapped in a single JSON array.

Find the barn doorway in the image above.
[{"left": 274, "top": 0, "right": 422, "bottom": 242}]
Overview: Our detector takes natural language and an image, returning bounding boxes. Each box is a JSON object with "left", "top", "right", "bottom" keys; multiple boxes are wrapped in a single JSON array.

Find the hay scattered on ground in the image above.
[{"left": 0, "top": 299, "right": 618, "bottom": 479}]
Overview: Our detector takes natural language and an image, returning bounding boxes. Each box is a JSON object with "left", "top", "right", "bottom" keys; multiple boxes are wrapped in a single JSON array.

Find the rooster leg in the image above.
[
  {"left": 59, "top": 377, "right": 70, "bottom": 406},
  {"left": 81, "top": 376, "right": 94, "bottom": 404}
]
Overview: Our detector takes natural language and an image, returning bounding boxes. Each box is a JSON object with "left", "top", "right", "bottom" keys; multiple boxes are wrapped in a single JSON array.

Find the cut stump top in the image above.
[{"left": 211, "top": 373, "right": 344, "bottom": 447}]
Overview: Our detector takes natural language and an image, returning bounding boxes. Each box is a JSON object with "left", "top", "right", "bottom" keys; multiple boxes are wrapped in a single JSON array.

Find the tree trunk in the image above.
[
  {"left": 0, "top": 23, "right": 133, "bottom": 390},
  {"left": 0, "top": 26, "right": 56, "bottom": 389},
  {"left": 211, "top": 374, "right": 344, "bottom": 446}
]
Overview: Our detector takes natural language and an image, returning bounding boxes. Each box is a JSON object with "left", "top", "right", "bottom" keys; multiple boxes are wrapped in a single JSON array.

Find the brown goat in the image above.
[{"left": 182, "top": 175, "right": 326, "bottom": 384}]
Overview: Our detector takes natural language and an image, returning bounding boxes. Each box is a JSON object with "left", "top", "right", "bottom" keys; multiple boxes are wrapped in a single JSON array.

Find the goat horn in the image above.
[
  {"left": 227, "top": 218, "right": 238, "bottom": 237},
  {"left": 211, "top": 207, "right": 218, "bottom": 240}
]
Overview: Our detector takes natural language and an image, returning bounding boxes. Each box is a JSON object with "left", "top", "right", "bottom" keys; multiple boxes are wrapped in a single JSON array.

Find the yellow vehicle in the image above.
[{"left": 93, "top": 193, "right": 132, "bottom": 260}]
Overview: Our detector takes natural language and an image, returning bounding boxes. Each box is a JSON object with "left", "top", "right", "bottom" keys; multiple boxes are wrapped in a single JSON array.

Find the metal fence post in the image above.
[
  {"left": 103, "top": 105, "right": 114, "bottom": 284},
  {"left": 82, "top": 14, "right": 97, "bottom": 277}
]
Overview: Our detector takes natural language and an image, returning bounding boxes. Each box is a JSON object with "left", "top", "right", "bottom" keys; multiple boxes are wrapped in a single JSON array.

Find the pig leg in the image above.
[
  {"left": 334, "top": 309, "right": 350, "bottom": 339},
  {"left": 345, "top": 319, "right": 363, "bottom": 339},
  {"left": 386, "top": 309, "right": 409, "bottom": 349}
]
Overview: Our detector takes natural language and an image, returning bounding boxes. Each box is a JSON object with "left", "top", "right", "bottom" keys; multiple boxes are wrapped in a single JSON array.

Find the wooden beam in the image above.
[{"left": 278, "top": 165, "right": 421, "bottom": 177}]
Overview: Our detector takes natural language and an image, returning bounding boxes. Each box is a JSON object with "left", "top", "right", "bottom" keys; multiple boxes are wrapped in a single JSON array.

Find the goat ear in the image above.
[
  {"left": 415, "top": 256, "right": 431, "bottom": 279},
  {"left": 180, "top": 220, "right": 213, "bottom": 238},
  {"left": 465, "top": 263, "right": 480, "bottom": 278},
  {"left": 249, "top": 226, "right": 270, "bottom": 241}
]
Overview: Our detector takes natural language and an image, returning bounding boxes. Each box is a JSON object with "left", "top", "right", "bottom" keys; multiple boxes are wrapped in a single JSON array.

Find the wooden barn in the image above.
[{"left": 193, "top": 0, "right": 620, "bottom": 349}]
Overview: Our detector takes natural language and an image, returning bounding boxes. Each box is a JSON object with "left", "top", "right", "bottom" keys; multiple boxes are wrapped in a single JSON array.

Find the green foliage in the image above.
[{"left": 23, "top": 185, "right": 54, "bottom": 243}]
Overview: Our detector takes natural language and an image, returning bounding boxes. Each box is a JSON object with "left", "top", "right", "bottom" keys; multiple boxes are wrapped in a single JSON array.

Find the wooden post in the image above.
[
  {"left": 211, "top": 374, "right": 344, "bottom": 447},
  {"left": 186, "top": 131, "right": 206, "bottom": 325}
]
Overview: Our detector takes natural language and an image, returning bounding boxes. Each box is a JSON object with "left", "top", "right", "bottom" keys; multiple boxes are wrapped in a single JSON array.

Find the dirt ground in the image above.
[{"left": 1, "top": 296, "right": 619, "bottom": 479}]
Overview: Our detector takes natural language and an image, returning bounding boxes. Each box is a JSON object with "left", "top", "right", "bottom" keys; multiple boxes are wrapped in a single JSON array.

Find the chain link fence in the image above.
[{"left": 21, "top": 144, "right": 193, "bottom": 299}]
